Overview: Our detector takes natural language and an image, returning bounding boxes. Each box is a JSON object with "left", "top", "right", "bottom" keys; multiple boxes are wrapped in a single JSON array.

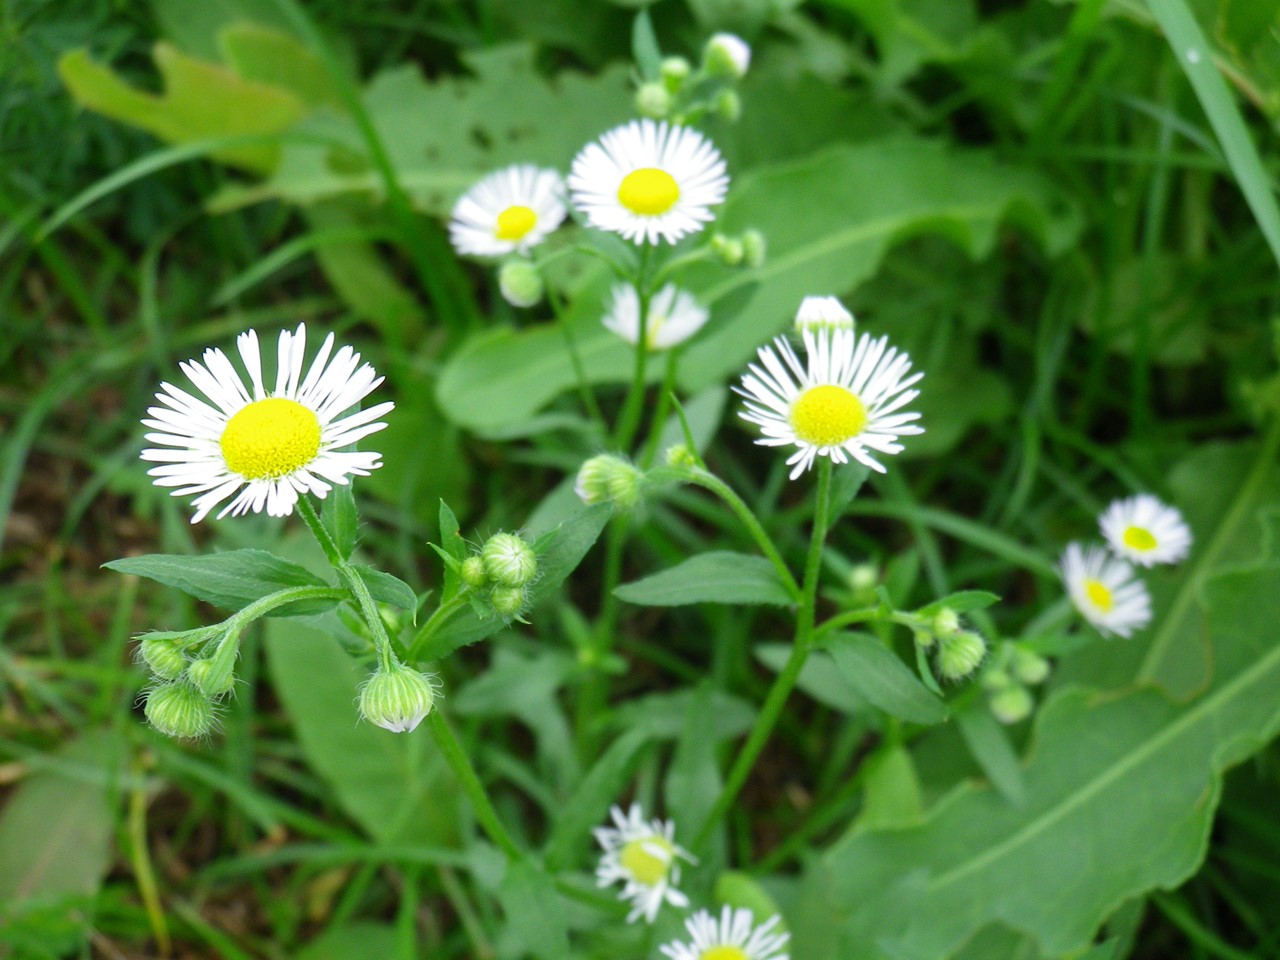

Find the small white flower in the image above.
[
  {"left": 661, "top": 907, "right": 790, "bottom": 960},
  {"left": 569, "top": 119, "right": 729, "bottom": 245},
  {"left": 794, "top": 295, "right": 854, "bottom": 333},
  {"left": 594, "top": 803, "right": 694, "bottom": 923},
  {"left": 1099, "top": 494, "right": 1192, "bottom": 567},
  {"left": 141, "top": 325, "right": 393, "bottom": 523},
  {"left": 736, "top": 327, "right": 923, "bottom": 480},
  {"left": 603, "top": 283, "right": 709, "bottom": 351},
  {"left": 449, "top": 164, "right": 566, "bottom": 257},
  {"left": 1060, "top": 542, "right": 1152, "bottom": 638}
]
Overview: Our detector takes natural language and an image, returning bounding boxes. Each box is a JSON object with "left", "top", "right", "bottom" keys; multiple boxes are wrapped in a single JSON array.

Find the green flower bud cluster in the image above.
[
  {"left": 575, "top": 454, "right": 643, "bottom": 511},
  {"left": 498, "top": 258, "right": 544, "bottom": 308},
  {"left": 456, "top": 532, "right": 539, "bottom": 621},
  {"left": 359, "top": 660, "right": 439, "bottom": 733},
  {"left": 137, "top": 625, "right": 237, "bottom": 739},
  {"left": 633, "top": 33, "right": 752, "bottom": 125},
  {"left": 904, "top": 605, "right": 987, "bottom": 681},
  {"left": 980, "top": 642, "right": 1052, "bottom": 724},
  {"left": 709, "top": 229, "right": 765, "bottom": 269}
]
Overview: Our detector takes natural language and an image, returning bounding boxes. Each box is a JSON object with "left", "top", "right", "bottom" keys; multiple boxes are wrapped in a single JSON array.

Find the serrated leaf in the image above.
[
  {"left": 105, "top": 549, "right": 332, "bottom": 614},
  {"left": 826, "top": 632, "right": 948, "bottom": 724},
  {"left": 615, "top": 551, "right": 793, "bottom": 607}
]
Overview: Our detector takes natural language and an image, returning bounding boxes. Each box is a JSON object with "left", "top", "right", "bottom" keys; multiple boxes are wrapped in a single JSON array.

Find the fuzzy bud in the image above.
[
  {"left": 714, "top": 89, "right": 742, "bottom": 122},
  {"left": 139, "top": 637, "right": 188, "bottom": 681},
  {"left": 795, "top": 295, "right": 855, "bottom": 334},
  {"left": 661, "top": 56, "right": 691, "bottom": 90},
  {"left": 1012, "top": 648, "right": 1051, "bottom": 686},
  {"left": 460, "top": 555, "right": 488, "bottom": 589},
  {"left": 980, "top": 667, "right": 1012, "bottom": 693},
  {"left": 937, "top": 630, "right": 987, "bottom": 680},
  {"left": 635, "top": 81, "right": 672, "bottom": 119},
  {"left": 665, "top": 443, "right": 698, "bottom": 469},
  {"left": 187, "top": 657, "right": 235, "bottom": 698},
  {"left": 144, "top": 682, "right": 214, "bottom": 739},
  {"left": 710, "top": 232, "right": 745, "bottom": 267},
  {"left": 575, "top": 454, "right": 641, "bottom": 510},
  {"left": 704, "top": 32, "right": 751, "bottom": 79},
  {"left": 498, "top": 258, "right": 544, "bottom": 309},
  {"left": 990, "top": 684, "right": 1034, "bottom": 725},
  {"left": 359, "top": 662, "right": 437, "bottom": 733},
  {"left": 741, "top": 229, "right": 766, "bottom": 268},
  {"left": 490, "top": 584, "right": 528, "bottom": 619},
  {"left": 931, "top": 607, "right": 961, "bottom": 641},
  {"left": 481, "top": 533, "right": 537, "bottom": 587}
]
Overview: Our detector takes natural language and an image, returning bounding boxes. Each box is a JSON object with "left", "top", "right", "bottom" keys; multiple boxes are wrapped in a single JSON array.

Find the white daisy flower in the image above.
[
  {"left": 449, "top": 164, "right": 566, "bottom": 258},
  {"left": 1099, "top": 494, "right": 1192, "bottom": 567},
  {"left": 736, "top": 327, "right": 923, "bottom": 480},
  {"left": 794, "top": 295, "right": 854, "bottom": 333},
  {"left": 661, "top": 907, "right": 790, "bottom": 960},
  {"left": 141, "top": 324, "right": 394, "bottom": 523},
  {"left": 568, "top": 119, "right": 729, "bottom": 245},
  {"left": 1060, "top": 542, "right": 1152, "bottom": 638},
  {"left": 603, "top": 282, "right": 709, "bottom": 351},
  {"left": 593, "top": 803, "right": 694, "bottom": 924}
]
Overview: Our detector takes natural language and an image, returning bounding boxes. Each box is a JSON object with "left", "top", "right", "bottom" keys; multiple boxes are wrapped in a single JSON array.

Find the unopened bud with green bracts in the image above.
[
  {"left": 575, "top": 454, "right": 642, "bottom": 510},
  {"left": 741, "top": 229, "right": 766, "bottom": 268},
  {"left": 711, "top": 233, "right": 744, "bottom": 267},
  {"left": 635, "top": 81, "right": 672, "bottom": 119},
  {"left": 1011, "top": 647, "right": 1051, "bottom": 685},
  {"left": 139, "top": 636, "right": 188, "bottom": 680},
  {"left": 188, "top": 657, "right": 235, "bottom": 698},
  {"left": 989, "top": 684, "right": 1034, "bottom": 725},
  {"left": 481, "top": 532, "right": 538, "bottom": 587},
  {"left": 661, "top": 56, "right": 691, "bottom": 90},
  {"left": 937, "top": 629, "right": 987, "bottom": 680},
  {"left": 703, "top": 32, "right": 751, "bottom": 79},
  {"left": 490, "top": 584, "right": 528, "bottom": 619},
  {"left": 461, "top": 555, "right": 488, "bottom": 589},
  {"left": 144, "top": 681, "right": 215, "bottom": 739},
  {"left": 498, "top": 258, "right": 544, "bottom": 309},
  {"left": 358, "top": 661, "right": 439, "bottom": 733}
]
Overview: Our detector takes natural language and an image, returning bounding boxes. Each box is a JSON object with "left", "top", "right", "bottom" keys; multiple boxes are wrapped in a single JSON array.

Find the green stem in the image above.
[
  {"left": 812, "top": 608, "right": 921, "bottom": 644},
  {"left": 638, "top": 354, "right": 679, "bottom": 469},
  {"left": 613, "top": 250, "right": 655, "bottom": 450},
  {"left": 576, "top": 513, "right": 632, "bottom": 755},
  {"left": 426, "top": 710, "right": 523, "bottom": 861},
  {"left": 693, "top": 458, "right": 834, "bottom": 849},
  {"left": 547, "top": 279, "right": 607, "bottom": 436}
]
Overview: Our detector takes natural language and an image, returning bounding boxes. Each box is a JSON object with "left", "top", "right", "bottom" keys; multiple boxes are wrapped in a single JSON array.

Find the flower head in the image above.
[
  {"left": 794, "top": 295, "right": 854, "bottom": 334},
  {"left": 594, "top": 803, "right": 694, "bottom": 923},
  {"left": 1099, "top": 494, "right": 1192, "bottom": 567},
  {"left": 603, "top": 283, "right": 709, "bottom": 351},
  {"left": 358, "top": 662, "right": 439, "bottom": 733},
  {"left": 144, "top": 681, "right": 215, "bottom": 739},
  {"left": 1060, "top": 542, "right": 1152, "bottom": 638},
  {"left": 661, "top": 907, "right": 790, "bottom": 960},
  {"left": 569, "top": 120, "right": 729, "bottom": 245},
  {"left": 736, "top": 327, "right": 923, "bottom": 480},
  {"left": 141, "top": 325, "right": 393, "bottom": 523},
  {"left": 449, "top": 164, "right": 566, "bottom": 258}
]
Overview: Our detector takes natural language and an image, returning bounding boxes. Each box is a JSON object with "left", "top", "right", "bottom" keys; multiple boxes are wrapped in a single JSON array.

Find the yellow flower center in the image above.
[
  {"left": 790, "top": 385, "right": 868, "bottom": 446},
  {"left": 494, "top": 204, "right": 537, "bottom": 241},
  {"left": 702, "top": 948, "right": 750, "bottom": 960},
  {"left": 1122, "top": 525, "right": 1158, "bottom": 552},
  {"left": 220, "top": 397, "right": 321, "bottom": 480},
  {"left": 619, "top": 836, "right": 674, "bottom": 886},
  {"left": 618, "top": 168, "right": 680, "bottom": 216},
  {"left": 1084, "top": 578, "right": 1114, "bottom": 613}
]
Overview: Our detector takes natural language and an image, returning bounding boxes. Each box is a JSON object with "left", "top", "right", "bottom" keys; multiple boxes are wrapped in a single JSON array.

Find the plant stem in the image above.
[
  {"left": 612, "top": 248, "right": 654, "bottom": 450},
  {"left": 694, "top": 457, "right": 833, "bottom": 850},
  {"left": 638, "top": 353, "right": 678, "bottom": 469},
  {"left": 426, "top": 710, "right": 523, "bottom": 860}
]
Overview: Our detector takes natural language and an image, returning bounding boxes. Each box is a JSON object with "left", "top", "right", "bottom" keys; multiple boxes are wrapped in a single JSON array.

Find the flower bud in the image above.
[
  {"left": 741, "top": 229, "right": 766, "bottom": 268},
  {"left": 1012, "top": 648, "right": 1051, "bottom": 685},
  {"left": 661, "top": 56, "right": 691, "bottom": 90},
  {"left": 461, "top": 555, "right": 488, "bottom": 589},
  {"left": 139, "top": 637, "right": 188, "bottom": 681},
  {"left": 635, "top": 81, "right": 672, "bottom": 119},
  {"left": 490, "top": 584, "right": 528, "bottom": 619},
  {"left": 665, "top": 443, "right": 698, "bottom": 469},
  {"left": 481, "top": 532, "right": 538, "bottom": 587},
  {"left": 575, "top": 454, "right": 641, "bottom": 510},
  {"left": 980, "top": 667, "right": 1012, "bottom": 692},
  {"left": 144, "top": 682, "right": 214, "bottom": 739},
  {"left": 931, "top": 607, "right": 961, "bottom": 641},
  {"left": 359, "top": 662, "right": 438, "bottom": 733},
  {"left": 714, "top": 89, "right": 742, "bottom": 122},
  {"left": 990, "top": 684, "right": 1034, "bottom": 725},
  {"left": 498, "top": 258, "right": 544, "bottom": 309},
  {"left": 188, "top": 657, "right": 235, "bottom": 698},
  {"left": 710, "top": 232, "right": 745, "bottom": 267},
  {"left": 937, "top": 629, "right": 986, "bottom": 680},
  {"left": 704, "top": 32, "right": 751, "bottom": 79},
  {"left": 795, "top": 295, "right": 855, "bottom": 334}
]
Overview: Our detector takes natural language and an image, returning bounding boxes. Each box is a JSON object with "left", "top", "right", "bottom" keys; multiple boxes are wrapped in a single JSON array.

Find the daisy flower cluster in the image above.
[
  {"left": 1059, "top": 494, "right": 1192, "bottom": 640},
  {"left": 594, "top": 803, "right": 789, "bottom": 959}
]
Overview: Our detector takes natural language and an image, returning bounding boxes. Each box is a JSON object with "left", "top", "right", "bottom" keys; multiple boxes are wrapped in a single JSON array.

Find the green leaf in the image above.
[
  {"left": 826, "top": 632, "right": 948, "bottom": 724},
  {"left": 631, "top": 9, "right": 663, "bottom": 80},
  {"left": 715, "top": 871, "right": 789, "bottom": 934},
  {"left": 828, "top": 462, "right": 871, "bottom": 521},
  {"left": 499, "top": 859, "right": 569, "bottom": 960},
  {"left": 0, "top": 731, "right": 118, "bottom": 904},
  {"left": 105, "top": 549, "right": 332, "bottom": 614},
  {"left": 954, "top": 701, "right": 1025, "bottom": 805},
  {"left": 322, "top": 483, "right": 358, "bottom": 560},
  {"left": 264, "top": 621, "right": 459, "bottom": 846},
  {"left": 754, "top": 644, "right": 872, "bottom": 716},
  {"left": 58, "top": 43, "right": 305, "bottom": 173},
  {"left": 615, "top": 551, "right": 793, "bottom": 607},
  {"left": 855, "top": 745, "right": 924, "bottom": 832},
  {"left": 665, "top": 684, "right": 725, "bottom": 841},
  {"left": 916, "top": 590, "right": 1001, "bottom": 618},
  {"left": 419, "top": 505, "right": 611, "bottom": 660},
  {"left": 295, "top": 923, "right": 399, "bottom": 960},
  {"left": 437, "top": 499, "right": 467, "bottom": 603},
  {"left": 821, "top": 558, "right": 1280, "bottom": 958},
  {"left": 217, "top": 22, "right": 341, "bottom": 109},
  {"left": 351, "top": 564, "right": 417, "bottom": 613}
]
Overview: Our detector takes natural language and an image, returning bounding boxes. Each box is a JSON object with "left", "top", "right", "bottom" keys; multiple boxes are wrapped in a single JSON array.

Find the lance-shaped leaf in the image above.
[
  {"left": 105, "top": 549, "right": 333, "bottom": 615},
  {"left": 615, "top": 551, "right": 794, "bottom": 607}
]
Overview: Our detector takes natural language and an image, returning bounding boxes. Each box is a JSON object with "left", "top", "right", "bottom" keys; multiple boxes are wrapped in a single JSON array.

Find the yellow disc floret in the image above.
[
  {"left": 618, "top": 168, "right": 680, "bottom": 216},
  {"left": 1084, "top": 578, "right": 1114, "bottom": 612},
  {"left": 494, "top": 204, "right": 537, "bottom": 241},
  {"left": 220, "top": 398, "right": 321, "bottom": 479},
  {"left": 619, "top": 835, "right": 674, "bottom": 886},
  {"left": 702, "top": 948, "right": 750, "bottom": 960},
  {"left": 1122, "top": 526, "right": 1157, "bottom": 552},
  {"left": 790, "top": 385, "right": 868, "bottom": 446}
]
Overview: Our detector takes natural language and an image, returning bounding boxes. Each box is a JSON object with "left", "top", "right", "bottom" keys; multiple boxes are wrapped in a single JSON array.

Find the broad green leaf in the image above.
[
  {"left": 665, "top": 684, "right": 724, "bottom": 841},
  {"left": 218, "top": 23, "right": 341, "bottom": 108},
  {"left": 419, "top": 505, "right": 611, "bottom": 660},
  {"left": 105, "top": 549, "right": 332, "bottom": 614},
  {"left": 826, "top": 632, "right": 948, "bottom": 724},
  {"left": 351, "top": 564, "right": 417, "bottom": 613},
  {"left": 755, "top": 644, "right": 873, "bottom": 716},
  {"left": 499, "top": 859, "right": 570, "bottom": 960},
  {"left": 264, "top": 621, "right": 459, "bottom": 846},
  {"left": 954, "top": 701, "right": 1025, "bottom": 805},
  {"left": 295, "top": 922, "right": 399, "bottom": 960},
  {"left": 0, "top": 731, "right": 118, "bottom": 904},
  {"left": 58, "top": 43, "right": 304, "bottom": 173},
  {"left": 615, "top": 551, "right": 793, "bottom": 607},
  {"left": 917, "top": 591, "right": 1001, "bottom": 618},
  {"left": 854, "top": 745, "right": 924, "bottom": 832},
  {"left": 322, "top": 482, "right": 358, "bottom": 559},
  {"left": 822, "top": 558, "right": 1280, "bottom": 958},
  {"left": 715, "top": 872, "right": 789, "bottom": 935},
  {"left": 612, "top": 688, "right": 756, "bottom": 741}
]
